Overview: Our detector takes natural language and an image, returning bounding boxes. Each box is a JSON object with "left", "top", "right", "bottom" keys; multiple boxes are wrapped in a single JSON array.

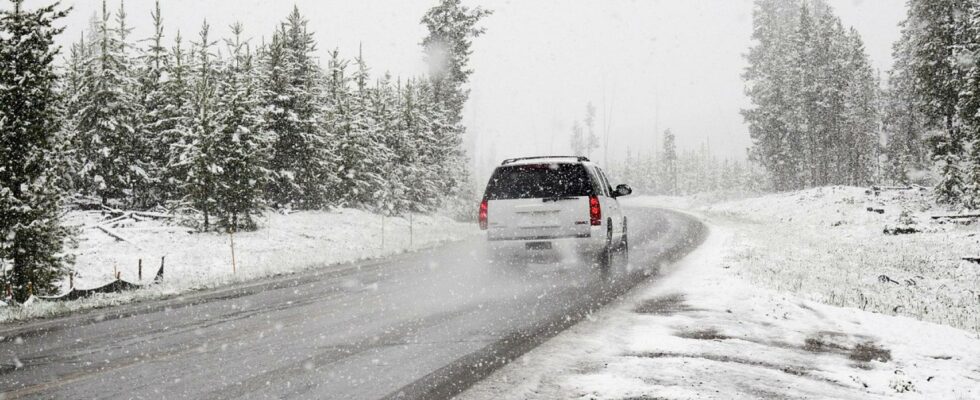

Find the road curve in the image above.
[{"left": 0, "top": 207, "right": 705, "bottom": 399}]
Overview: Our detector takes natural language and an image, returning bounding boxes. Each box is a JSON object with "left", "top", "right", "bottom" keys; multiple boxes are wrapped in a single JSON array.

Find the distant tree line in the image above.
[
  {"left": 608, "top": 129, "right": 769, "bottom": 196},
  {"left": 742, "top": 0, "right": 880, "bottom": 192},
  {"left": 0, "top": 0, "right": 490, "bottom": 301}
]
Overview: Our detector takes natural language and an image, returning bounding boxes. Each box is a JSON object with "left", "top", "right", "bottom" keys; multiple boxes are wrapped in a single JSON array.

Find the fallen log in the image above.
[
  {"left": 96, "top": 225, "right": 142, "bottom": 249},
  {"left": 871, "top": 185, "right": 914, "bottom": 192},
  {"left": 964, "top": 257, "right": 980, "bottom": 265},
  {"left": 884, "top": 226, "right": 920, "bottom": 235},
  {"left": 133, "top": 211, "right": 175, "bottom": 220},
  {"left": 82, "top": 214, "right": 130, "bottom": 230},
  {"left": 118, "top": 227, "right": 193, "bottom": 233},
  {"left": 930, "top": 213, "right": 980, "bottom": 220}
]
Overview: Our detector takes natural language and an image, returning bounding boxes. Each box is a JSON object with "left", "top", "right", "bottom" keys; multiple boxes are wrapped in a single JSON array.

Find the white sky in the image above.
[{"left": 19, "top": 0, "right": 906, "bottom": 179}]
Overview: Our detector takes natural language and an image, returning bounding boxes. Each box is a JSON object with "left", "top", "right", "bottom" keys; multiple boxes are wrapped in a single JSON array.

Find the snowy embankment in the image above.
[
  {"left": 0, "top": 209, "right": 477, "bottom": 323},
  {"left": 461, "top": 224, "right": 980, "bottom": 399},
  {"left": 693, "top": 186, "right": 980, "bottom": 334}
]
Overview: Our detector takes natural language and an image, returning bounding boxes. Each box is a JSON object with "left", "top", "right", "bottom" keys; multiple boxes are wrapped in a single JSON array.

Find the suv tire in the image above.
[
  {"left": 597, "top": 223, "right": 613, "bottom": 270},
  {"left": 621, "top": 217, "right": 629, "bottom": 264}
]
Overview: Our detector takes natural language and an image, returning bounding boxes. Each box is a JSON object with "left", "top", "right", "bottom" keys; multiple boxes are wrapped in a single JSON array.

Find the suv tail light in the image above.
[
  {"left": 589, "top": 195, "right": 601, "bottom": 226},
  {"left": 479, "top": 199, "right": 489, "bottom": 230}
]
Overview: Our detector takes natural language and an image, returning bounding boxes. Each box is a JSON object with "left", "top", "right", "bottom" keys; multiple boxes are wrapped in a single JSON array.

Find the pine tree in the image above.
[
  {"left": 956, "top": 4, "right": 980, "bottom": 208},
  {"left": 262, "top": 7, "right": 332, "bottom": 209},
  {"left": 841, "top": 28, "right": 880, "bottom": 186},
  {"left": 407, "top": 78, "right": 448, "bottom": 212},
  {"left": 158, "top": 32, "right": 193, "bottom": 205},
  {"left": 211, "top": 23, "right": 271, "bottom": 230},
  {"left": 661, "top": 129, "right": 678, "bottom": 195},
  {"left": 744, "top": 0, "right": 881, "bottom": 190},
  {"left": 420, "top": 0, "right": 491, "bottom": 205},
  {"left": 397, "top": 78, "right": 440, "bottom": 212},
  {"left": 0, "top": 0, "right": 73, "bottom": 301},
  {"left": 883, "top": 49, "right": 925, "bottom": 184},
  {"left": 421, "top": 0, "right": 491, "bottom": 125},
  {"left": 113, "top": 0, "right": 152, "bottom": 207},
  {"left": 335, "top": 50, "right": 388, "bottom": 209},
  {"left": 388, "top": 78, "right": 424, "bottom": 214},
  {"left": 59, "top": 34, "right": 88, "bottom": 194},
  {"left": 180, "top": 21, "right": 222, "bottom": 230},
  {"left": 570, "top": 121, "right": 585, "bottom": 156},
  {"left": 75, "top": 0, "right": 141, "bottom": 206},
  {"left": 896, "top": 0, "right": 972, "bottom": 204},
  {"left": 584, "top": 102, "right": 600, "bottom": 158},
  {"left": 135, "top": 0, "right": 170, "bottom": 208},
  {"left": 742, "top": 0, "right": 804, "bottom": 191},
  {"left": 369, "top": 74, "right": 402, "bottom": 214},
  {"left": 792, "top": 2, "right": 816, "bottom": 187}
]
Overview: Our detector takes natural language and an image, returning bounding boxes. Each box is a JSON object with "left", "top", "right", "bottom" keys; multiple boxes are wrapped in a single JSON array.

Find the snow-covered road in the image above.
[{"left": 0, "top": 207, "right": 705, "bottom": 399}]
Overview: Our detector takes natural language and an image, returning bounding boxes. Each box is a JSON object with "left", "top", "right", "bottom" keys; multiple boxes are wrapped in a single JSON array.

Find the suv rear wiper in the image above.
[{"left": 542, "top": 196, "right": 579, "bottom": 202}]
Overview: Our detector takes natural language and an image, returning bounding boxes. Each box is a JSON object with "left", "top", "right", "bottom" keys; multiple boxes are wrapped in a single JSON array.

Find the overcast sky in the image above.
[{"left": 24, "top": 0, "right": 907, "bottom": 179}]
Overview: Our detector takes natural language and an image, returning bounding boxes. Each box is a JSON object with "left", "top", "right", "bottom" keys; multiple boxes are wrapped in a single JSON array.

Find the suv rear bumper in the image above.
[
  {"left": 486, "top": 232, "right": 590, "bottom": 241},
  {"left": 486, "top": 229, "right": 606, "bottom": 258}
]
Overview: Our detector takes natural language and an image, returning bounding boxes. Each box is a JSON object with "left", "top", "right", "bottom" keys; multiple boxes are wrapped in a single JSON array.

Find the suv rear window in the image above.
[{"left": 484, "top": 163, "right": 595, "bottom": 200}]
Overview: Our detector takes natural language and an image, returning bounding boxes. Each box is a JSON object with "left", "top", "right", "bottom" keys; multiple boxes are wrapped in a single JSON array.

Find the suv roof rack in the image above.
[{"left": 500, "top": 156, "right": 590, "bottom": 165}]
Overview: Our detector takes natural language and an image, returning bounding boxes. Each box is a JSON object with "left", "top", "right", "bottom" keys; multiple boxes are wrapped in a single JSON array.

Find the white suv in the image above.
[{"left": 479, "top": 156, "right": 632, "bottom": 268}]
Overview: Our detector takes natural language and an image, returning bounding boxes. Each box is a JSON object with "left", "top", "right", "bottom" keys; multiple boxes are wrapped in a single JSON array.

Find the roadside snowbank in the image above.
[
  {"left": 628, "top": 188, "right": 980, "bottom": 334},
  {"left": 460, "top": 225, "right": 980, "bottom": 399},
  {"left": 0, "top": 209, "right": 477, "bottom": 323}
]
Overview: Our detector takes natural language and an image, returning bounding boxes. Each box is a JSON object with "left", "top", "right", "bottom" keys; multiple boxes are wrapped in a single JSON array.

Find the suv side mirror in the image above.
[{"left": 614, "top": 184, "right": 632, "bottom": 197}]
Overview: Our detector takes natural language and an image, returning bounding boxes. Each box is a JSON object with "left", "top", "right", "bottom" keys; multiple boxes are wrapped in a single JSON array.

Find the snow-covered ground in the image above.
[
  {"left": 687, "top": 186, "right": 980, "bottom": 334},
  {"left": 0, "top": 209, "right": 477, "bottom": 323},
  {"left": 460, "top": 224, "right": 980, "bottom": 399}
]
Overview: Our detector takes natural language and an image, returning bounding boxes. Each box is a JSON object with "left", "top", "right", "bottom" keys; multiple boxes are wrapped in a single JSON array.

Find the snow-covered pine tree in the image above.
[
  {"left": 370, "top": 74, "right": 404, "bottom": 214},
  {"left": 262, "top": 7, "right": 332, "bottom": 209},
  {"left": 0, "top": 0, "right": 74, "bottom": 301},
  {"left": 396, "top": 78, "right": 440, "bottom": 212},
  {"left": 158, "top": 32, "right": 193, "bottom": 205},
  {"left": 134, "top": 0, "right": 170, "bottom": 209},
  {"left": 180, "top": 21, "right": 222, "bottom": 230},
  {"left": 841, "top": 27, "right": 880, "bottom": 186},
  {"left": 421, "top": 0, "right": 491, "bottom": 126},
  {"left": 742, "top": 0, "right": 804, "bottom": 191},
  {"left": 570, "top": 121, "right": 585, "bottom": 156},
  {"left": 211, "top": 23, "right": 271, "bottom": 230},
  {"left": 661, "top": 129, "right": 678, "bottom": 195},
  {"left": 320, "top": 49, "right": 350, "bottom": 207},
  {"left": 964, "top": 132, "right": 980, "bottom": 208},
  {"left": 59, "top": 34, "right": 88, "bottom": 194},
  {"left": 75, "top": 0, "right": 141, "bottom": 206},
  {"left": 584, "top": 102, "right": 599, "bottom": 158},
  {"left": 815, "top": 4, "right": 851, "bottom": 186},
  {"left": 743, "top": 0, "right": 881, "bottom": 189},
  {"left": 956, "top": 5, "right": 980, "bottom": 208},
  {"left": 113, "top": 0, "right": 153, "bottom": 208},
  {"left": 407, "top": 78, "right": 448, "bottom": 212},
  {"left": 336, "top": 50, "right": 389, "bottom": 210},
  {"left": 421, "top": 0, "right": 491, "bottom": 209},
  {"left": 929, "top": 132, "right": 966, "bottom": 204},
  {"left": 644, "top": 147, "right": 660, "bottom": 193},
  {"left": 791, "top": 2, "right": 816, "bottom": 187},
  {"left": 897, "top": 0, "right": 972, "bottom": 204},
  {"left": 884, "top": 24, "right": 928, "bottom": 185},
  {"left": 423, "top": 78, "right": 469, "bottom": 206}
]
